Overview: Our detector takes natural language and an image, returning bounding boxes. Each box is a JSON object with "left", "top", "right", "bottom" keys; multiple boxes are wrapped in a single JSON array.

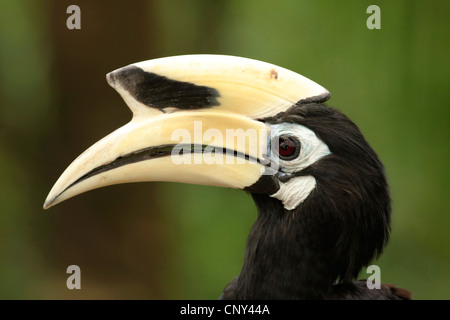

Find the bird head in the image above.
[
  {"left": 44, "top": 55, "right": 391, "bottom": 298},
  {"left": 43, "top": 54, "right": 333, "bottom": 209}
]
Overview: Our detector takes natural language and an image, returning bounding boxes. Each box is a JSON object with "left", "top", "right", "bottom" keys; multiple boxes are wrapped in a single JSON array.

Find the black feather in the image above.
[{"left": 222, "top": 103, "right": 404, "bottom": 300}]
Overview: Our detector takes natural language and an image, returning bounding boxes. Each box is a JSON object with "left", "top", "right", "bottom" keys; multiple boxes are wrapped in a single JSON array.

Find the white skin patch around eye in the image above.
[{"left": 269, "top": 123, "right": 330, "bottom": 210}]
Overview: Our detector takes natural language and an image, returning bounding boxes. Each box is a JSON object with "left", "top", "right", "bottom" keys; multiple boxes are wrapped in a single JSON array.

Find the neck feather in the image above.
[{"left": 235, "top": 193, "right": 337, "bottom": 299}]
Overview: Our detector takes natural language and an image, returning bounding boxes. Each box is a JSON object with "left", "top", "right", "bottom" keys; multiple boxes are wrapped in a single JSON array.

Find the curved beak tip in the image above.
[
  {"left": 43, "top": 199, "right": 52, "bottom": 210},
  {"left": 43, "top": 194, "right": 57, "bottom": 210}
]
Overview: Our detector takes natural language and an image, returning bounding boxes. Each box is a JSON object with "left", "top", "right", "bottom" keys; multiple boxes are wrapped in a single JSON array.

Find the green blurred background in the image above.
[{"left": 0, "top": 0, "right": 448, "bottom": 299}]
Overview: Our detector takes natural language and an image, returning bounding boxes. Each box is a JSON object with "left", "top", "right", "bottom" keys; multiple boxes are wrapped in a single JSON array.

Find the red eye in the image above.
[{"left": 278, "top": 136, "right": 300, "bottom": 160}]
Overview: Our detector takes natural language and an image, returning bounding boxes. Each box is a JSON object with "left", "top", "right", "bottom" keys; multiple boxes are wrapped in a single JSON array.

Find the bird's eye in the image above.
[{"left": 278, "top": 135, "right": 301, "bottom": 160}]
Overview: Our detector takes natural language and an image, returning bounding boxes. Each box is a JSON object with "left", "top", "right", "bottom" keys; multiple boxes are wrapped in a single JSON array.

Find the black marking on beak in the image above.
[
  {"left": 296, "top": 91, "right": 331, "bottom": 105},
  {"left": 107, "top": 66, "right": 221, "bottom": 110},
  {"left": 56, "top": 145, "right": 268, "bottom": 203}
]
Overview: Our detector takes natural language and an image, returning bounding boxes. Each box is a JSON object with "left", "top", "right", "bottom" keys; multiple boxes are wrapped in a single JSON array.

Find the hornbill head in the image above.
[{"left": 44, "top": 55, "right": 402, "bottom": 299}]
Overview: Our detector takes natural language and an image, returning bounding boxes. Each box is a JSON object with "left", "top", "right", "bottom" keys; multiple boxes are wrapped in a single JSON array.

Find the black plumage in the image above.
[{"left": 221, "top": 103, "right": 410, "bottom": 300}]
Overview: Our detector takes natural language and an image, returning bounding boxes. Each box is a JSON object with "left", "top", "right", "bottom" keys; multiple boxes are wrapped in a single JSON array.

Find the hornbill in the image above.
[{"left": 44, "top": 55, "right": 410, "bottom": 300}]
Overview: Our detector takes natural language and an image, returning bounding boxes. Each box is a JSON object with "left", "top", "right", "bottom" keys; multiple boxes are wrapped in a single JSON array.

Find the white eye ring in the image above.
[{"left": 269, "top": 123, "right": 331, "bottom": 174}]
